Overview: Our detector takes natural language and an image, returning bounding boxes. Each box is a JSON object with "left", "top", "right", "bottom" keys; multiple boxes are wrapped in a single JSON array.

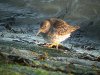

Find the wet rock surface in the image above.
[{"left": 0, "top": 40, "right": 100, "bottom": 75}]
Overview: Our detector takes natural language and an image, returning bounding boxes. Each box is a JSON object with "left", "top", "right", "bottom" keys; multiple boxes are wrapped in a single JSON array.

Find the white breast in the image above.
[{"left": 52, "top": 33, "right": 71, "bottom": 43}]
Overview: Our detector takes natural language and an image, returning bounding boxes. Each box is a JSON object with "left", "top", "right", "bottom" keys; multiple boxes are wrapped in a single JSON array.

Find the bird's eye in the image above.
[{"left": 44, "top": 25, "right": 46, "bottom": 27}]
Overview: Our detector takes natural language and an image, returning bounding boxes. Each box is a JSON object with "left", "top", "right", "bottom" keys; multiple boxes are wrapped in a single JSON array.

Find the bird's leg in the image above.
[{"left": 56, "top": 43, "right": 58, "bottom": 49}]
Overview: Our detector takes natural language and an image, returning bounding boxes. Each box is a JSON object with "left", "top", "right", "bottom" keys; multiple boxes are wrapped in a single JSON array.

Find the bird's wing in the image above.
[{"left": 53, "top": 20, "right": 69, "bottom": 35}]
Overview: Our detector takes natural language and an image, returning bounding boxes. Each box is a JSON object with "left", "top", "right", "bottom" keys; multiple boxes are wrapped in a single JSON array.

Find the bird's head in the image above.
[{"left": 36, "top": 20, "right": 51, "bottom": 36}]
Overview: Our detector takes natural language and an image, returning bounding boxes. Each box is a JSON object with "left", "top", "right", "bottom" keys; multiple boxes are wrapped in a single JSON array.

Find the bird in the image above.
[{"left": 36, "top": 18, "right": 79, "bottom": 49}]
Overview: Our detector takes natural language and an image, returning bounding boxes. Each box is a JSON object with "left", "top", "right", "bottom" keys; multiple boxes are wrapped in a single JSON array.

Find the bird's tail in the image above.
[
  {"left": 70, "top": 25, "right": 80, "bottom": 32},
  {"left": 74, "top": 25, "right": 80, "bottom": 30}
]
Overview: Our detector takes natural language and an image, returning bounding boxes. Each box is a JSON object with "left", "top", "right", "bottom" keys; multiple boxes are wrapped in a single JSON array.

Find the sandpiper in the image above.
[{"left": 36, "top": 18, "right": 79, "bottom": 49}]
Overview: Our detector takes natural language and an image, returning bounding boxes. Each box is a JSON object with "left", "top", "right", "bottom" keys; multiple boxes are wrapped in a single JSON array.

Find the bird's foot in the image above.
[{"left": 48, "top": 43, "right": 59, "bottom": 49}]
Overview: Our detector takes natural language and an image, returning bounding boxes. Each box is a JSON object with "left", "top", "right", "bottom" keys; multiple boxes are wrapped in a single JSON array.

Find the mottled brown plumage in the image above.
[{"left": 37, "top": 18, "right": 79, "bottom": 49}]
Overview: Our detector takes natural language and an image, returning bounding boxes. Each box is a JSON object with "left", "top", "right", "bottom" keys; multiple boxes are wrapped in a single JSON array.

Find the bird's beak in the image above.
[{"left": 36, "top": 30, "right": 41, "bottom": 36}]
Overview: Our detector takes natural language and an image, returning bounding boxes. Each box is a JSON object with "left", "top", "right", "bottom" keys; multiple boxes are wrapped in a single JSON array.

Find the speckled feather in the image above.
[{"left": 47, "top": 18, "right": 79, "bottom": 36}]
